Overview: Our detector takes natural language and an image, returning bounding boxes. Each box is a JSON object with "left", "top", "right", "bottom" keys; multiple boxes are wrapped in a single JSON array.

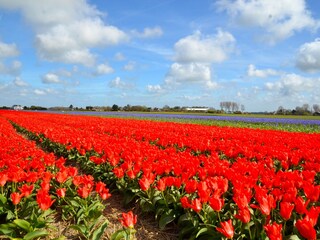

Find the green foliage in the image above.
[
  {"left": 0, "top": 218, "right": 49, "bottom": 239},
  {"left": 111, "top": 228, "right": 136, "bottom": 240},
  {"left": 70, "top": 216, "right": 109, "bottom": 240}
]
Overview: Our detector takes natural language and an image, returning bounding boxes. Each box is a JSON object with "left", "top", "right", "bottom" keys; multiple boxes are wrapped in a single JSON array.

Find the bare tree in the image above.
[
  {"left": 220, "top": 101, "right": 241, "bottom": 113},
  {"left": 313, "top": 104, "right": 320, "bottom": 113},
  {"left": 302, "top": 103, "right": 310, "bottom": 112},
  {"left": 231, "top": 102, "right": 239, "bottom": 112},
  {"left": 277, "top": 106, "right": 284, "bottom": 114},
  {"left": 241, "top": 104, "right": 245, "bottom": 112},
  {"left": 225, "top": 102, "right": 232, "bottom": 112},
  {"left": 220, "top": 102, "right": 224, "bottom": 111}
]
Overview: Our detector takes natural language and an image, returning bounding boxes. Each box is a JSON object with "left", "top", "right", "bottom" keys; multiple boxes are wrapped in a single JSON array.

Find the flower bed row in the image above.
[
  {"left": 1, "top": 110, "right": 319, "bottom": 239},
  {"left": 0, "top": 114, "right": 138, "bottom": 240}
]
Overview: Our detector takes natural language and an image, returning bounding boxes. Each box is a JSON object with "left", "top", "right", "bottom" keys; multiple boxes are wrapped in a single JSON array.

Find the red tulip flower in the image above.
[
  {"left": 36, "top": 190, "right": 55, "bottom": 211},
  {"left": 67, "top": 167, "right": 78, "bottom": 177},
  {"left": 77, "top": 186, "right": 92, "bottom": 198},
  {"left": 95, "top": 181, "right": 111, "bottom": 200},
  {"left": 305, "top": 206, "right": 320, "bottom": 227},
  {"left": 303, "top": 183, "right": 319, "bottom": 202},
  {"left": 126, "top": 170, "right": 136, "bottom": 179},
  {"left": 156, "top": 178, "right": 166, "bottom": 191},
  {"left": 233, "top": 194, "right": 249, "bottom": 209},
  {"left": 209, "top": 195, "right": 224, "bottom": 212},
  {"left": 295, "top": 196, "right": 309, "bottom": 215},
  {"left": 113, "top": 168, "right": 124, "bottom": 178},
  {"left": 296, "top": 218, "right": 317, "bottom": 240},
  {"left": 260, "top": 194, "right": 274, "bottom": 216},
  {"left": 180, "top": 196, "right": 191, "bottom": 209},
  {"left": 280, "top": 201, "right": 294, "bottom": 220},
  {"left": 56, "top": 188, "right": 66, "bottom": 198},
  {"left": 139, "top": 177, "right": 152, "bottom": 191},
  {"left": 252, "top": 193, "right": 274, "bottom": 216},
  {"left": 18, "top": 184, "right": 34, "bottom": 198},
  {"left": 11, "top": 192, "right": 23, "bottom": 205},
  {"left": 95, "top": 181, "right": 106, "bottom": 193},
  {"left": 72, "top": 175, "right": 82, "bottom": 186},
  {"left": 185, "top": 179, "right": 198, "bottom": 194},
  {"left": 56, "top": 170, "right": 69, "bottom": 184},
  {"left": 0, "top": 173, "right": 8, "bottom": 187},
  {"left": 216, "top": 219, "right": 234, "bottom": 239},
  {"left": 197, "top": 181, "right": 209, "bottom": 202},
  {"left": 235, "top": 206, "right": 251, "bottom": 223},
  {"left": 40, "top": 180, "right": 50, "bottom": 192},
  {"left": 99, "top": 188, "right": 111, "bottom": 200},
  {"left": 119, "top": 211, "right": 137, "bottom": 229},
  {"left": 191, "top": 198, "right": 202, "bottom": 213},
  {"left": 264, "top": 222, "right": 282, "bottom": 240}
]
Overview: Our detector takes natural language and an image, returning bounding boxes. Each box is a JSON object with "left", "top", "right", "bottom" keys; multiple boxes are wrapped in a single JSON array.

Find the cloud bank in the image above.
[
  {"left": 216, "top": 0, "right": 320, "bottom": 44},
  {"left": 148, "top": 29, "right": 236, "bottom": 92},
  {"left": 296, "top": 38, "right": 320, "bottom": 73},
  {"left": 0, "top": 0, "right": 128, "bottom": 66}
]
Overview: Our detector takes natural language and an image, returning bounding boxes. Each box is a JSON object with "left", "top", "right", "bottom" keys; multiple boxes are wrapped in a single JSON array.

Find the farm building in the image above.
[
  {"left": 12, "top": 105, "right": 23, "bottom": 110},
  {"left": 184, "top": 107, "right": 210, "bottom": 112}
]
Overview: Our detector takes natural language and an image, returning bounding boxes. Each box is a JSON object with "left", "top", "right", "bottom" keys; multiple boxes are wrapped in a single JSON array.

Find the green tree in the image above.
[{"left": 112, "top": 104, "right": 119, "bottom": 111}]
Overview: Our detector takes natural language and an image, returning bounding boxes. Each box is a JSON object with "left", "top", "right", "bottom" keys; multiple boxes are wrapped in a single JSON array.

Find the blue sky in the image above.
[{"left": 0, "top": 0, "right": 320, "bottom": 112}]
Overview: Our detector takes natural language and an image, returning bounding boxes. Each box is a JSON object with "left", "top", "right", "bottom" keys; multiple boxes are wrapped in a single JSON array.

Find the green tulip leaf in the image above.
[
  {"left": 91, "top": 219, "right": 109, "bottom": 240},
  {"left": 110, "top": 230, "right": 127, "bottom": 240},
  {"left": 159, "top": 209, "right": 176, "bottom": 230},
  {"left": 13, "top": 219, "right": 31, "bottom": 232},
  {"left": 23, "top": 230, "right": 48, "bottom": 240}
]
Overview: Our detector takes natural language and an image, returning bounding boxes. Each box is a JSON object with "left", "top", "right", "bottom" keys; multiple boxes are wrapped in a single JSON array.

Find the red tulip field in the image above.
[{"left": 0, "top": 110, "right": 319, "bottom": 239}]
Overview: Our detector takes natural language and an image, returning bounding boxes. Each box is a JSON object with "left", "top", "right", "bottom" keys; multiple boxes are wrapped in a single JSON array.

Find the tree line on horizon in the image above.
[
  {"left": 276, "top": 103, "right": 320, "bottom": 116},
  {"left": 1, "top": 102, "right": 320, "bottom": 116}
]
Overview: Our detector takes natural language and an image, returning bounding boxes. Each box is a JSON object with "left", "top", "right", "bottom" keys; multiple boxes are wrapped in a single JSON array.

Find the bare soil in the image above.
[{"left": 44, "top": 191, "right": 179, "bottom": 239}]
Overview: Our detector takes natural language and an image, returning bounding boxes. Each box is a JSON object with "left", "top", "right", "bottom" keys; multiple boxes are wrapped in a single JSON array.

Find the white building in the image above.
[
  {"left": 185, "top": 107, "right": 210, "bottom": 112},
  {"left": 13, "top": 105, "right": 23, "bottom": 110}
]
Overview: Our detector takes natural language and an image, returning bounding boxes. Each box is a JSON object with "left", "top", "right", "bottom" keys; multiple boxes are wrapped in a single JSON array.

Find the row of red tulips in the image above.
[
  {"left": 1, "top": 110, "right": 319, "bottom": 239},
  {"left": 0, "top": 113, "right": 137, "bottom": 239},
  {"left": 3, "top": 110, "right": 319, "bottom": 172}
]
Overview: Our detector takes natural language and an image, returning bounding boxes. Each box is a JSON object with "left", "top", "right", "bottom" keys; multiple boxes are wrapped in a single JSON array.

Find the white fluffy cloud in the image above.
[
  {"left": 123, "top": 61, "right": 135, "bottom": 71},
  {"left": 35, "top": 20, "right": 127, "bottom": 66},
  {"left": 181, "top": 95, "right": 202, "bottom": 101},
  {"left": 0, "top": 82, "right": 9, "bottom": 91},
  {"left": 34, "top": 89, "right": 47, "bottom": 95},
  {"left": 147, "top": 84, "right": 163, "bottom": 93},
  {"left": 131, "top": 26, "right": 163, "bottom": 38},
  {"left": 14, "top": 77, "right": 28, "bottom": 87},
  {"left": 42, "top": 73, "right": 62, "bottom": 84},
  {"left": 36, "top": 33, "right": 95, "bottom": 66},
  {"left": 265, "top": 73, "right": 319, "bottom": 96},
  {"left": 156, "top": 30, "right": 235, "bottom": 91},
  {"left": 0, "top": 60, "right": 21, "bottom": 75},
  {"left": 95, "top": 63, "right": 114, "bottom": 75},
  {"left": 165, "top": 63, "right": 217, "bottom": 89},
  {"left": 174, "top": 30, "right": 235, "bottom": 63},
  {"left": 0, "top": 41, "right": 19, "bottom": 58},
  {"left": 0, "top": 0, "right": 99, "bottom": 26},
  {"left": 296, "top": 38, "right": 320, "bottom": 73},
  {"left": 216, "top": 0, "right": 320, "bottom": 44},
  {"left": 0, "top": 40, "right": 21, "bottom": 75},
  {"left": 0, "top": 0, "right": 128, "bottom": 66},
  {"left": 109, "top": 77, "right": 134, "bottom": 89},
  {"left": 114, "top": 52, "right": 126, "bottom": 61},
  {"left": 247, "top": 64, "right": 280, "bottom": 78}
]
